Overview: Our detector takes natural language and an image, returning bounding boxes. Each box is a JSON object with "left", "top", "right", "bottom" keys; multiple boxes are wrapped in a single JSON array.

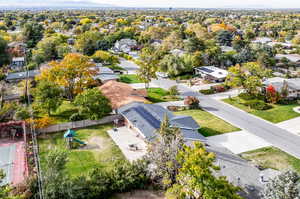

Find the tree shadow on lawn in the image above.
[{"left": 198, "top": 127, "right": 223, "bottom": 137}]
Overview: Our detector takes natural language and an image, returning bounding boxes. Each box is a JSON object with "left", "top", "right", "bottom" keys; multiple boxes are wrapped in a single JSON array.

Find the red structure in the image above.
[{"left": 0, "top": 121, "right": 29, "bottom": 184}]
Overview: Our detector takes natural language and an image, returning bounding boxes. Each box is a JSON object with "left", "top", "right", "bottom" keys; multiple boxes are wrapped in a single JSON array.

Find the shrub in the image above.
[
  {"left": 211, "top": 84, "right": 226, "bottom": 93},
  {"left": 69, "top": 112, "right": 85, "bottom": 121},
  {"left": 168, "top": 86, "right": 179, "bottom": 96},
  {"left": 243, "top": 100, "right": 272, "bottom": 110},
  {"left": 238, "top": 92, "right": 255, "bottom": 100},
  {"left": 199, "top": 89, "right": 215, "bottom": 95},
  {"left": 184, "top": 96, "right": 200, "bottom": 109},
  {"left": 26, "top": 116, "right": 56, "bottom": 129}
]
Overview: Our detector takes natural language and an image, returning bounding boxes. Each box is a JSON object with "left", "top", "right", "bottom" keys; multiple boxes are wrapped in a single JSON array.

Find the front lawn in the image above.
[
  {"left": 38, "top": 124, "right": 125, "bottom": 177},
  {"left": 147, "top": 88, "right": 180, "bottom": 103},
  {"left": 119, "top": 74, "right": 143, "bottom": 84},
  {"left": 223, "top": 97, "right": 300, "bottom": 123},
  {"left": 240, "top": 147, "right": 300, "bottom": 173},
  {"left": 174, "top": 109, "right": 240, "bottom": 137}
]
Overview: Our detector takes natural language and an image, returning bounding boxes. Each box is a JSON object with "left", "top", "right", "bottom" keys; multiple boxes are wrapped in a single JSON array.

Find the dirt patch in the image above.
[
  {"left": 81, "top": 136, "right": 107, "bottom": 151},
  {"left": 114, "top": 190, "right": 165, "bottom": 199}
]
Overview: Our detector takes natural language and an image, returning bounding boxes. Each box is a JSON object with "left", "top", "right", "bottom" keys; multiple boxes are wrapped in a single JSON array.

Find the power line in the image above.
[{"left": 25, "top": 49, "right": 44, "bottom": 199}]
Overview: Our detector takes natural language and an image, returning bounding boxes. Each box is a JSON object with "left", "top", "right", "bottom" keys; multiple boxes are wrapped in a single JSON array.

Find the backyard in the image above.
[
  {"left": 223, "top": 97, "right": 300, "bottom": 123},
  {"left": 241, "top": 147, "right": 300, "bottom": 174},
  {"left": 174, "top": 109, "right": 240, "bottom": 137},
  {"left": 38, "top": 124, "right": 125, "bottom": 177},
  {"left": 147, "top": 88, "right": 180, "bottom": 103}
]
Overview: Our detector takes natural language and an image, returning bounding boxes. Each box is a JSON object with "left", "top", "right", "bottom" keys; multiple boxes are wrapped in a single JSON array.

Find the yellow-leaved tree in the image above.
[{"left": 37, "top": 53, "right": 97, "bottom": 99}]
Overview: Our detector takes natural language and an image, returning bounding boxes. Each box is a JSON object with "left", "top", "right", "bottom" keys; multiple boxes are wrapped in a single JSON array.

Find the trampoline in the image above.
[{"left": 0, "top": 144, "right": 16, "bottom": 185}]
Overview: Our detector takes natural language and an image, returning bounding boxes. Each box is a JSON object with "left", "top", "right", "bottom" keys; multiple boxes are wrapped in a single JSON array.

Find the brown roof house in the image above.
[{"left": 99, "top": 81, "right": 148, "bottom": 109}]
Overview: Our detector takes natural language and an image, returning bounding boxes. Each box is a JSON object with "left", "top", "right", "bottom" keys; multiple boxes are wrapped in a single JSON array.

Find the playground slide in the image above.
[{"left": 73, "top": 138, "right": 86, "bottom": 145}]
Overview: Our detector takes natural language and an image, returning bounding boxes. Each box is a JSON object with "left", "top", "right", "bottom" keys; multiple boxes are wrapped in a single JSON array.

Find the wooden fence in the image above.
[{"left": 38, "top": 115, "right": 122, "bottom": 134}]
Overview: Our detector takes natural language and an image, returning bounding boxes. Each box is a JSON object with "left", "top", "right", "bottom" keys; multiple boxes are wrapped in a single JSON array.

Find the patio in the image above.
[{"left": 107, "top": 127, "right": 147, "bottom": 162}]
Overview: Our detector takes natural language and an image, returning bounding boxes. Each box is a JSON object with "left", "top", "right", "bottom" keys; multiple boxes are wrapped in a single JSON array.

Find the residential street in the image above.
[{"left": 152, "top": 77, "right": 300, "bottom": 159}]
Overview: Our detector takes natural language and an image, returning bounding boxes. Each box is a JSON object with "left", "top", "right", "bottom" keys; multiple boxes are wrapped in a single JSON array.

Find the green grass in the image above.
[
  {"left": 119, "top": 74, "right": 143, "bottom": 83},
  {"left": 241, "top": 147, "right": 300, "bottom": 173},
  {"left": 38, "top": 124, "right": 125, "bottom": 177},
  {"left": 174, "top": 109, "right": 240, "bottom": 137},
  {"left": 146, "top": 88, "right": 180, "bottom": 103},
  {"left": 51, "top": 101, "right": 78, "bottom": 123},
  {"left": 223, "top": 97, "right": 300, "bottom": 123}
]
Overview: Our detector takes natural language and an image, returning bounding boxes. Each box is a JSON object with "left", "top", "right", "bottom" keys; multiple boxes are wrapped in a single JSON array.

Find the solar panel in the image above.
[
  {"left": 133, "top": 106, "right": 161, "bottom": 129},
  {"left": 199, "top": 67, "right": 213, "bottom": 73}
]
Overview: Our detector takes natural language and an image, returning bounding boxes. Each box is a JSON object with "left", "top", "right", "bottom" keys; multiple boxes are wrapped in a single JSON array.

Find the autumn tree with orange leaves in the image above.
[{"left": 37, "top": 53, "right": 97, "bottom": 99}]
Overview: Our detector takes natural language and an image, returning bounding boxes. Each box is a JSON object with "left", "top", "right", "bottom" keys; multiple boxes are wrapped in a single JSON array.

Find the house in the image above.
[
  {"left": 203, "top": 143, "right": 280, "bottom": 199},
  {"left": 113, "top": 39, "right": 138, "bottom": 53},
  {"left": 252, "top": 37, "right": 272, "bottom": 44},
  {"left": 170, "top": 49, "right": 185, "bottom": 57},
  {"left": 275, "top": 54, "right": 300, "bottom": 63},
  {"left": 99, "top": 81, "right": 148, "bottom": 109},
  {"left": 7, "top": 42, "right": 26, "bottom": 57},
  {"left": 10, "top": 57, "right": 25, "bottom": 71},
  {"left": 221, "top": 46, "right": 235, "bottom": 52},
  {"left": 194, "top": 66, "right": 228, "bottom": 82},
  {"left": 93, "top": 67, "right": 119, "bottom": 84},
  {"left": 262, "top": 77, "right": 300, "bottom": 99},
  {"left": 118, "top": 102, "right": 205, "bottom": 142},
  {"left": 5, "top": 70, "right": 40, "bottom": 83},
  {"left": 267, "top": 42, "right": 293, "bottom": 49}
]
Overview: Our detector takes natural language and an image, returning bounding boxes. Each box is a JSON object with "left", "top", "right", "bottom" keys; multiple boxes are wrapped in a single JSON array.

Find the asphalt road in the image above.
[{"left": 153, "top": 78, "right": 300, "bottom": 158}]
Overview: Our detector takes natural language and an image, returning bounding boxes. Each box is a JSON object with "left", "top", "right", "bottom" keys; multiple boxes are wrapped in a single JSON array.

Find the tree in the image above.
[
  {"left": 161, "top": 31, "right": 184, "bottom": 51},
  {"left": 145, "top": 116, "right": 184, "bottom": 189},
  {"left": 37, "top": 53, "right": 97, "bottom": 99},
  {"left": 166, "top": 142, "right": 242, "bottom": 199},
  {"left": 32, "top": 34, "right": 70, "bottom": 64},
  {"left": 73, "top": 88, "right": 112, "bottom": 120},
  {"left": 137, "top": 47, "right": 158, "bottom": 88},
  {"left": 23, "top": 22, "right": 44, "bottom": 48},
  {"left": 169, "top": 86, "right": 179, "bottom": 96},
  {"left": 266, "top": 85, "right": 281, "bottom": 104},
  {"left": 262, "top": 170, "right": 300, "bottom": 199},
  {"left": 75, "top": 31, "right": 103, "bottom": 55},
  {"left": 216, "top": 30, "right": 233, "bottom": 46},
  {"left": 0, "top": 37, "right": 9, "bottom": 67},
  {"left": 43, "top": 149, "right": 74, "bottom": 199},
  {"left": 226, "top": 62, "right": 271, "bottom": 96},
  {"left": 159, "top": 55, "right": 186, "bottom": 77},
  {"left": 33, "top": 80, "right": 63, "bottom": 116},
  {"left": 184, "top": 35, "right": 205, "bottom": 53},
  {"left": 91, "top": 50, "right": 119, "bottom": 65}
]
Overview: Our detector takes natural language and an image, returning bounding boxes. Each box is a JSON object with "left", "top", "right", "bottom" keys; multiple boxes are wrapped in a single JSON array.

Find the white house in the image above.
[{"left": 194, "top": 66, "right": 228, "bottom": 82}]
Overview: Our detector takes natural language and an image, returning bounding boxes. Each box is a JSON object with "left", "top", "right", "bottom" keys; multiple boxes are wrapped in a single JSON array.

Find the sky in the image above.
[{"left": 1, "top": 0, "right": 300, "bottom": 8}]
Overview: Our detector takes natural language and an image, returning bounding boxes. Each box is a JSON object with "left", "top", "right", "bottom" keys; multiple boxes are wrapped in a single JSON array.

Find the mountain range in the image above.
[{"left": 0, "top": 0, "right": 118, "bottom": 9}]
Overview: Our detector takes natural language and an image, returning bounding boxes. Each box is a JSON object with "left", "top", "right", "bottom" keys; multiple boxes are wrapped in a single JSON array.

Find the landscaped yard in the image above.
[
  {"left": 223, "top": 97, "right": 300, "bottom": 123},
  {"left": 51, "top": 101, "right": 78, "bottom": 123},
  {"left": 174, "top": 109, "right": 240, "bottom": 137},
  {"left": 119, "top": 74, "right": 143, "bottom": 84},
  {"left": 147, "top": 88, "right": 180, "bottom": 103},
  {"left": 241, "top": 147, "right": 300, "bottom": 173},
  {"left": 38, "top": 124, "right": 125, "bottom": 177}
]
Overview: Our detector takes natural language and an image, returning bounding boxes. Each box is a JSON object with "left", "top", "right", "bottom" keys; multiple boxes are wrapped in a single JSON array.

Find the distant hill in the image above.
[{"left": 0, "top": 0, "right": 118, "bottom": 9}]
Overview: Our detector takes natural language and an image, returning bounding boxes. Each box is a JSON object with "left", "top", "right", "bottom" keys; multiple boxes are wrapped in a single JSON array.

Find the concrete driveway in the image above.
[
  {"left": 107, "top": 127, "right": 147, "bottom": 162},
  {"left": 118, "top": 58, "right": 140, "bottom": 74},
  {"left": 207, "top": 131, "right": 271, "bottom": 154}
]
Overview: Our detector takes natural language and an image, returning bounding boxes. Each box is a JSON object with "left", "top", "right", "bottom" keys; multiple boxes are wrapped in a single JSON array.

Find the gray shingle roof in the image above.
[
  {"left": 118, "top": 102, "right": 205, "bottom": 141},
  {"left": 6, "top": 70, "right": 40, "bottom": 81}
]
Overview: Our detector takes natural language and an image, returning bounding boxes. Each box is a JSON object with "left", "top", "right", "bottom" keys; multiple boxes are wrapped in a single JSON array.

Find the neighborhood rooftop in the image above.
[{"left": 118, "top": 102, "right": 205, "bottom": 141}]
